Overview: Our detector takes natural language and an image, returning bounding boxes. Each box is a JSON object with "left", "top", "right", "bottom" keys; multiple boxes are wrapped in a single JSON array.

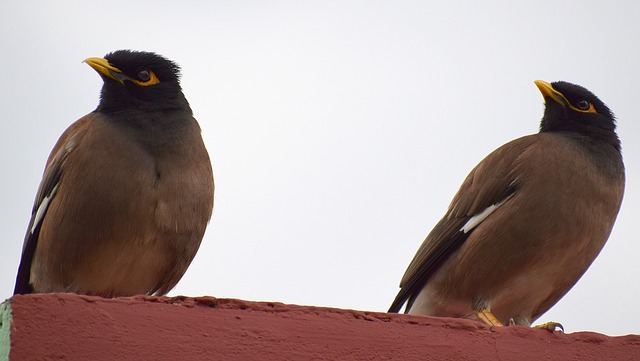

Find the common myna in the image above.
[
  {"left": 13, "top": 50, "right": 214, "bottom": 297},
  {"left": 388, "top": 81, "right": 624, "bottom": 328}
]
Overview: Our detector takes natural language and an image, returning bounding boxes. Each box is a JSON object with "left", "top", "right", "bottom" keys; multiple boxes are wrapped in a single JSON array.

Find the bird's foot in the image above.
[
  {"left": 534, "top": 322, "right": 564, "bottom": 332},
  {"left": 475, "top": 308, "right": 504, "bottom": 326}
]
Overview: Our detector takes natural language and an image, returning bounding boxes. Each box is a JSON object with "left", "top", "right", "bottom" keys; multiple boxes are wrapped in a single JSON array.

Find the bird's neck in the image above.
[{"left": 562, "top": 131, "right": 623, "bottom": 180}]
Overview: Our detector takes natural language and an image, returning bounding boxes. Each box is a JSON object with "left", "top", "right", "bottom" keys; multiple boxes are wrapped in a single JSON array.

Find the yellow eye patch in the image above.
[{"left": 131, "top": 71, "right": 160, "bottom": 87}]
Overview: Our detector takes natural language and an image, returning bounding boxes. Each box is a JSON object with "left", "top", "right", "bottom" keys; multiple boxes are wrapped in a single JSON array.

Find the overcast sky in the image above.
[{"left": 2, "top": 1, "right": 639, "bottom": 336}]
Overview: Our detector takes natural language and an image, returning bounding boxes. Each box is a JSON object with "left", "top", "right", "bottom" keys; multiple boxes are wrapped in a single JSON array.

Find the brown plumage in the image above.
[
  {"left": 389, "top": 81, "right": 624, "bottom": 327},
  {"left": 14, "top": 50, "right": 214, "bottom": 297}
]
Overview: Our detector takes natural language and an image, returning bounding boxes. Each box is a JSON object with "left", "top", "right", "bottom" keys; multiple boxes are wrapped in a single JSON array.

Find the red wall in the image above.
[{"left": 6, "top": 294, "right": 640, "bottom": 360}]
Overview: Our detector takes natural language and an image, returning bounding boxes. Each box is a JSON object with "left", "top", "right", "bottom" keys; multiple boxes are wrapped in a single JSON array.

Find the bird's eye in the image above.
[
  {"left": 137, "top": 69, "right": 151, "bottom": 82},
  {"left": 576, "top": 100, "right": 591, "bottom": 110}
]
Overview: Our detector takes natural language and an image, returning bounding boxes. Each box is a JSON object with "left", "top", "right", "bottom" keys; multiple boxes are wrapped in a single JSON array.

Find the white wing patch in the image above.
[
  {"left": 30, "top": 182, "right": 60, "bottom": 235},
  {"left": 461, "top": 194, "right": 512, "bottom": 234},
  {"left": 28, "top": 132, "right": 79, "bottom": 235}
]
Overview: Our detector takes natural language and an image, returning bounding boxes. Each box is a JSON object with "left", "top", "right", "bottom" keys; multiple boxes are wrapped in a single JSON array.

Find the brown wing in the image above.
[
  {"left": 388, "top": 135, "right": 538, "bottom": 313},
  {"left": 14, "top": 118, "right": 89, "bottom": 294}
]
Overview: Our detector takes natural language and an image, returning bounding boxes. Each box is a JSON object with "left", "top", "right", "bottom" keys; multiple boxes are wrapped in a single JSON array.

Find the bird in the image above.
[
  {"left": 388, "top": 80, "right": 624, "bottom": 329},
  {"left": 13, "top": 50, "right": 214, "bottom": 297}
]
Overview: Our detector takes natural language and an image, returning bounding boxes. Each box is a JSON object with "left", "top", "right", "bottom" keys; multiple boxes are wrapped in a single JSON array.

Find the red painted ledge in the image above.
[{"left": 1, "top": 294, "right": 639, "bottom": 360}]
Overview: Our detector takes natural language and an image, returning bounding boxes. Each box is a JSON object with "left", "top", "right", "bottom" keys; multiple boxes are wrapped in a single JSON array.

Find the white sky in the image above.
[{"left": 1, "top": 1, "right": 639, "bottom": 336}]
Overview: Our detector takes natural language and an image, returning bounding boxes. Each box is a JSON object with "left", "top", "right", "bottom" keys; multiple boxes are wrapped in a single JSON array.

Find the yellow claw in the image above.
[
  {"left": 475, "top": 308, "right": 504, "bottom": 326},
  {"left": 534, "top": 322, "right": 564, "bottom": 332}
]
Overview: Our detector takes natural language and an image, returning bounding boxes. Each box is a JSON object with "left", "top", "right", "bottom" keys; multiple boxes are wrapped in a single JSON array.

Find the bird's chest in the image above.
[
  {"left": 75, "top": 125, "right": 206, "bottom": 235},
  {"left": 506, "top": 150, "right": 623, "bottom": 274}
]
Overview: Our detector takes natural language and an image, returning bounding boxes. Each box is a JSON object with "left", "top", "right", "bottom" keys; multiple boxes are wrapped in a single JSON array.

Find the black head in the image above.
[
  {"left": 85, "top": 50, "right": 190, "bottom": 113},
  {"left": 535, "top": 80, "right": 619, "bottom": 151}
]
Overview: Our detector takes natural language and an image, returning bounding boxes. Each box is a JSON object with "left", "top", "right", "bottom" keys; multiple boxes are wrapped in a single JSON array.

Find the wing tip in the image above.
[{"left": 388, "top": 292, "right": 408, "bottom": 314}]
